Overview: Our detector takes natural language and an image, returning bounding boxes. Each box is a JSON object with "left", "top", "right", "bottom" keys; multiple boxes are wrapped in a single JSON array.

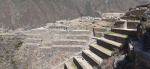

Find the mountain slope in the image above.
[{"left": 0, "top": 0, "right": 150, "bottom": 29}]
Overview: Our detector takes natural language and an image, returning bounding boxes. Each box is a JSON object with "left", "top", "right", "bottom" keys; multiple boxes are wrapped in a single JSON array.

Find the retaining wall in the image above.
[
  {"left": 52, "top": 40, "right": 87, "bottom": 45},
  {"left": 127, "top": 21, "right": 139, "bottom": 29},
  {"left": 114, "top": 20, "right": 127, "bottom": 29},
  {"left": 94, "top": 32, "right": 104, "bottom": 37},
  {"left": 50, "top": 30, "right": 90, "bottom": 35},
  {"left": 93, "top": 27, "right": 109, "bottom": 32}
]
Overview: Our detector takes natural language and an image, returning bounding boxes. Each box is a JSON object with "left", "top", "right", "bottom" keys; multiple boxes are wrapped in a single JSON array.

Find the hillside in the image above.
[{"left": 0, "top": 0, "right": 150, "bottom": 29}]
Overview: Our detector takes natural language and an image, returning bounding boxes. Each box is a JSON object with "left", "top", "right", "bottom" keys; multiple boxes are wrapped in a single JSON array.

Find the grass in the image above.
[
  {"left": 106, "top": 32, "right": 127, "bottom": 38},
  {"left": 142, "top": 22, "right": 149, "bottom": 29},
  {"left": 91, "top": 44, "right": 112, "bottom": 56},
  {"left": 141, "top": 21, "right": 149, "bottom": 33},
  {"left": 70, "top": 61, "right": 78, "bottom": 69},
  {"left": 85, "top": 52, "right": 99, "bottom": 64}
]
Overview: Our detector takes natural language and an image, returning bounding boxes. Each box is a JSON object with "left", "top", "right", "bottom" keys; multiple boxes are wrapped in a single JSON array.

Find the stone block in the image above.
[
  {"left": 94, "top": 27, "right": 108, "bottom": 32},
  {"left": 66, "top": 35, "right": 89, "bottom": 41},
  {"left": 127, "top": 21, "right": 140, "bottom": 29},
  {"left": 94, "top": 32, "right": 104, "bottom": 37},
  {"left": 67, "top": 26, "right": 86, "bottom": 30},
  {"left": 114, "top": 20, "right": 127, "bottom": 29},
  {"left": 47, "top": 26, "right": 67, "bottom": 30}
]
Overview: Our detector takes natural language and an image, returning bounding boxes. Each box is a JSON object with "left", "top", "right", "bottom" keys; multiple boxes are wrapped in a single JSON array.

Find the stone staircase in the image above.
[{"left": 64, "top": 28, "right": 137, "bottom": 69}]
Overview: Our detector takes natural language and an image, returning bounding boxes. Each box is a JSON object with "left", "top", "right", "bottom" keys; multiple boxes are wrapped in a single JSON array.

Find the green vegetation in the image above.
[
  {"left": 142, "top": 21, "right": 149, "bottom": 30},
  {"left": 107, "top": 32, "right": 127, "bottom": 37},
  {"left": 86, "top": 52, "right": 98, "bottom": 64},
  {"left": 71, "top": 61, "right": 78, "bottom": 69}
]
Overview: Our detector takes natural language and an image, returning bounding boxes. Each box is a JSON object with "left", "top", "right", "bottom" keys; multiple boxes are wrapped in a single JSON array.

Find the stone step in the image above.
[
  {"left": 111, "top": 28, "right": 137, "bottom": 37},
  {"left": 82, "top": 50, "right": 103, "bottom": 66},
  {"left": 94, "top": 32, "right": 104, "bottom": 38},
  {"left": 127, "top": 21, "right": 140, "bottom": 29},
  {"left": 93, "top": 27, "right": 109, "bottom": 32},
  {"left": 52, "top": 40, "right": 87, "bottom": 45},
  {"left": 73, "top": 56, "right": 93, "bottom": 69},
  {"left": 24, "top": 38, "right": 42, "bottom": 43},
  {"left": 104, "top": 32, "right": 128, "bottom": 43},
  {"left": 67, "top": 26, "right": 86, "bottom": 30},
  {"left": 89, "top": 43, "right": 112, "bottom": 59},
  {"left": 66, "top": 36, "right": 89, "bottom": 41},
  {"left": 97, "top": 37, "right": 122, "bottom": 51},
  {"left": 64, "top": 61, "right": 78, "bottom": 69},
  {"left": 114, "top": 20, "right": 127, "bottom": 29}
]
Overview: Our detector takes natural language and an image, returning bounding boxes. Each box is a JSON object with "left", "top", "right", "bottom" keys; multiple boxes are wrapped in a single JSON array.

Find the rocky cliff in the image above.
[{"left": 0, "top": 0, "right": 150, "bottom": 29}]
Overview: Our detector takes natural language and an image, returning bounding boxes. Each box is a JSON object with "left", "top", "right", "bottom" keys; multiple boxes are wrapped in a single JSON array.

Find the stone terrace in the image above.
[
  {"left": 0, "top": 17, "right": 113, "bottom": 68},
  {"left": 19, "top": 19, "right": 97, "bottom": 68}
]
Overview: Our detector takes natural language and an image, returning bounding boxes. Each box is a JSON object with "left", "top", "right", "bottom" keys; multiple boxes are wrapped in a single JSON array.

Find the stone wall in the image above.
[
  {"left": 51, "top": 30, "right": 90, "bottom": 35},
  {"left": 102, "top": 13, "right": 125, "bottom": 19},
  {"left": 47, "top": 26, "right": 67, "bottom": 30},
  {"left": 127, "top": 21, "right": 140, "bottom": 29},
  {"left": 94, "top": 32, "right": 104, "bottom": 37},
  {"left": 53, "top": 34, "right": 89, "bottom": 41},
  {"left": 93, "top": 27, "right": 110, "bottom": 38},
  {"left": 114, "top": 20, "right": 127, "bottom": 29},
  {"left": 52, "top": 40, "right": 87, "bottom": 46},
  {"left": 93, "top": 27, "right": 109, "bottom": 32}
]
